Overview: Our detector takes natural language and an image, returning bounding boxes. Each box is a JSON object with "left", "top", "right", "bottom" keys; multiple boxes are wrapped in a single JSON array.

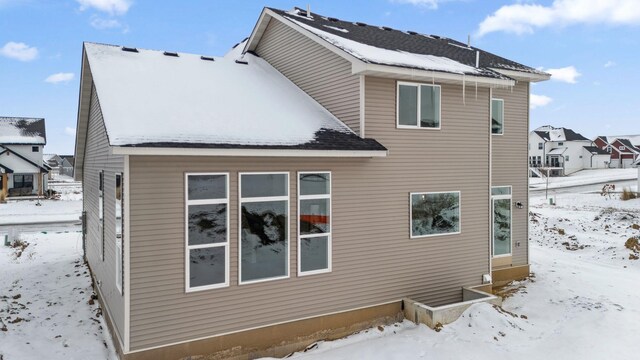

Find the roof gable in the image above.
[
  {"left": 246, "top": 7, "right": 549, "bottom": 84},
  {"left": 0, "top": 117, "right": 46, "bottom": 145}
]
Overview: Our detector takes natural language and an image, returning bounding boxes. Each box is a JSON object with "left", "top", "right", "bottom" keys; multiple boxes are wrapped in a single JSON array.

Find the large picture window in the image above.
[
  {"left": 410, "top": 191, "right": 461, "bottom": 238},
  {"left": 492, "top": 186, "right": 512, "bottom": 257},
  {"left": 298, "top": 172, "right": 331, "bottom": 275},
  {"left": 240, "top": 172, "right": 289, "bottom": 284},
  {"left": 185, "top": 173, "right": 229, "bottom": 291},
  {"left": 13, "top": 174, "right": 33, "bottom": 189},
  {"left": 491, "top": 98, "right": 504, "bottom": 135},
  {"left": 397, "top": 82, "right": 441, "bottom": 129},
  {"left": 115, "top": 173, "right": 123, "bottom": 294}
]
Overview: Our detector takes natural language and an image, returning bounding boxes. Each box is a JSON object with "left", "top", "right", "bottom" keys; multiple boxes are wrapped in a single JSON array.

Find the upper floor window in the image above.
[
  {"left": 620, "top": 146, "right": 626, "bottom": 151},
  {"left": 31, "top": 146, "right": 39, "bottom": 152},
  {"left": 397, "top": 82, "right": 441, "bottom": 129},
  {"left": 558, "top": 142, "right": 564, "bottom": 146},
  {"left": 491, "top": 99, "right": 504, "bottom": 135},
  {"left": 538, "top": 143, "right": 543, "bottom": 150}
]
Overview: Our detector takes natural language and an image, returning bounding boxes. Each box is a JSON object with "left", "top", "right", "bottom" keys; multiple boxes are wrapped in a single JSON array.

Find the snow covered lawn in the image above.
[
  {"left": 264, "top": 193, "right": 640, "bottom": 360},
  {"left": 0, "top": 230, "right": 116, "bottom": 359},
  {"left": 529, "top": 168, "right": 638, "bottom": 190},
  {"left": 0, "top": 181, "right": 82, "bottom": 225}
]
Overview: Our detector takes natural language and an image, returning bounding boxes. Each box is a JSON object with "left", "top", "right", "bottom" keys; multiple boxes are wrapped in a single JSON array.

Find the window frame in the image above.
[
  {"left": 13, "top": 174, "right": 33, "bottom": 189},
  {"left": 31, "top": 146, "right": 39, "bottom": 152},
  {"left": 238, "top": 171, "right": 290, "bottom": 285},
  {"left": 184, "top": 172, "right": 230, "bottom": 292},
  {"left": 297, "top": 171, "right": 332, "bottom": 277},
  {"left": 491, "top": 98, "right": 504, "bottom": 135},
  {"left": 396, "top": 81, "right": 442, "bottom": 130},
  {"left": 409, "top": 190, "right": 462, "bottom": 239},
  {"left": 491, "top": 185, "right": 512, "bottom": 258},
  {"left": 115, "top": 173, "right": 123, "bottom": 294},
  {"left": 99, "top": 170, "right": 104, "bottom": 261},
  {"left": 538, "top": 143, "right": 543, "bottom": 150}
]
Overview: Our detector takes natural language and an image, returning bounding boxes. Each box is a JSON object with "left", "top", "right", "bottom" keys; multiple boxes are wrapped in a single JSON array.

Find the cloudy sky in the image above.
[{"left": 1, "top": 0, "right": 639, "bottom": 154}]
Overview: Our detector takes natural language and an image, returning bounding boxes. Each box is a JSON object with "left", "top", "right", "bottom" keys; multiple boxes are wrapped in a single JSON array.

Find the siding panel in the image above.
[
  {"left": 256, "top": 19, "right": 361, "bottom": 134},
  {"left": 128, "top": 77, "right": 492, "bottom": 350},
  {"left": 83, "top": 83, "right": 126, "bottom": 344},
  {"left": 492, "top": 83, "right": 529, "bottom": 266}
]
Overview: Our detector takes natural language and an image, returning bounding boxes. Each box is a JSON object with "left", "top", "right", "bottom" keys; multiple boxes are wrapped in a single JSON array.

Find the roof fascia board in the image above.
[
  {"left": 244, "top": 8, "right": 272, "bottom": 54},
  {"left": 111, "top": 146, "right": 388, "bottom": 158},
  {"left": 353, "top": 62, "right": 515, "bottom": 87},
  {"left": 490, "top": 68, "right": 550, "bottom": 82},
  {"left": 74, "top": 45, "right": 92, "bottom": 181}
]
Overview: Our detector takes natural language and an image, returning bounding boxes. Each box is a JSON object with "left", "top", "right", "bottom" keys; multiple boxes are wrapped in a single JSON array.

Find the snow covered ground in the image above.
[
  {"left": 529, "top": 168, "right": 639, "bottom": 190},
  {"left": 263, "top": 193, "right": 640, "bottom": 360},
  {"left": 0, "top": 230, "right": 117, "bottom": 359},
  {"left": 0, "top": 180, "right": 82, "bottom": 225}
]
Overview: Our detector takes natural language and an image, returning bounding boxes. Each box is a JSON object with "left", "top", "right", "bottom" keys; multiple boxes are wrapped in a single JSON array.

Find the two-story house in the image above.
[
  {"left": 0, "top": 117, "right": 49, "bottom": 197},
  {"left": 594, "top": 135, "right": 640, "bottom": 168},
  {"left": 74, "top": 7, "right": 549, "bottom": 359},
  {"left": 528, "top": 126, "right": 609, "bottom": 176}
]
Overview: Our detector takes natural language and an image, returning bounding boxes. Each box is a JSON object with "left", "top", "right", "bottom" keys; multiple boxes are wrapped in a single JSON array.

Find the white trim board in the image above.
[{"left": 111, "top": 147, "right": 387, "bottom": 158}]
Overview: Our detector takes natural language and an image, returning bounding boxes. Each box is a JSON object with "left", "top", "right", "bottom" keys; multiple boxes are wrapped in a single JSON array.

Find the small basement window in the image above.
[
  {"left": 410, "top": 191, "right": 460, "bottom": 238},
  {"left": 491, "top": 99, "right": 504, "bottom": 135},
  {"left": 397, "top": 82, "right": 441, "bottom": 129}
]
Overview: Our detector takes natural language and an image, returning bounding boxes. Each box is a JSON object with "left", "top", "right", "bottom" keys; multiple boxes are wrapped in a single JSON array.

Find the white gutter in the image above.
[
  {"left": 111, "top": 147, "right": 388, "bottom": 158},
  {"left": 490, "top": 68, "right": 550, "bottom": 83}
]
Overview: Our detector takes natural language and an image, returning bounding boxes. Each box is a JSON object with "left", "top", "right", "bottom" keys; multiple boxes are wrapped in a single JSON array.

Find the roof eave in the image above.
[
  {"left": 111, "top": 146, "right": 388, "bottom": 158},
  {"left": 490, "top": 68, "right": 550, "bottom": 82},
  {"left": 353, "top": 62, "right": 515, "bottom": 87}
]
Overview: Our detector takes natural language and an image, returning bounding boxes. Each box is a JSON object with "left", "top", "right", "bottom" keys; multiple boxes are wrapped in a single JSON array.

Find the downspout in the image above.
[{"left": 488, "top": 87, "right": 493, "bottom": 279}]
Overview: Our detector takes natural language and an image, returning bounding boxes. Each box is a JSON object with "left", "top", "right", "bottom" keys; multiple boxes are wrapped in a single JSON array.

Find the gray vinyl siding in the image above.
[
  {"left": 83, "top": 83, "right": 126, "bottom": 344},
  {"left": 127, "top": 77, "right": 491, "bottom": 351},
  {"left": 492, "top": 82, "right": 529, "bottom": 266},
  {"left": 255, "top": 18, "right": 361, "bottom": 134}
]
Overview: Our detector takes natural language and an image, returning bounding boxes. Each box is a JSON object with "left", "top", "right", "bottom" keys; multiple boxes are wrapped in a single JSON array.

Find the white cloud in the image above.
[
  {"left": 45, "top": 72, "right": 75, "bottom": 84},
  {"left": 64, "top": 127, "right": 76, "bottom": 136},
  {"left": 76, "top": 0, "right": 131, "bottom": 16},
  {"left": 90, "top": 17, "right": 122, "bottom": 29},
  {"left": 477, "top": 0, "right": 640, "bottom": 37},
  {"left": 1, "top": 41, "right": 38, "bottom": 61},
  {"left": 604, "top": 60, "right": 616, "bottom": 68},
  {"left": 544, "top": 66, "right": 581, "bottom": 84},
  {"left": 530, "top": 94, "right": 552, "bottom": 109}
]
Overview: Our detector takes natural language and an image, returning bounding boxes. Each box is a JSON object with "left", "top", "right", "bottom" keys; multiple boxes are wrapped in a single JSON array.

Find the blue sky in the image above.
[{"left": 1, "top": 0, "right": 639, "bottom": 154}]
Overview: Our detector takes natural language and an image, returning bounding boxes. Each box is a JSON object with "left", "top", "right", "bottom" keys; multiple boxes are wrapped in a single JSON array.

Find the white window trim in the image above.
[
  {"left": 491, "top": 98, "right": 504, "bottom": 136},
  {"left": 396, "top": 81, "right": 442, "bottom": 130},
  {"left": 99, "top": 170, "right": 104, "bottom": 262},
  {"left": 238, "top": 172, "right": 290, "bottom": 285},
  {"left": 115, "top": 173, "right": 123, "bottom": 294},
  {"left": 297, "top": 171, "right": 332, "bottom": 277},
  {"left": 491, "top": 185, "right": 512, "bottom": 258},
  {"left": 409, "top": 190, "right": 462, "bottom": 239},
  {"left": 184, "top": 172, "right": 230, "bottom": 293}
]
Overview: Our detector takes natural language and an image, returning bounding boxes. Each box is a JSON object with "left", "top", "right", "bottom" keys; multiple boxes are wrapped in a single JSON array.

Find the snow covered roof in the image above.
[
  {"left": 583, "top": 146, "right": 610, "bottom": 155},
  {"left": 0, "top": 117, "right": 46, "bottom": 145},
  {"left": 603, "top": 135, "right": 640, "bottom": 147},
  {"left": 534, "top": 126, "right": 589, "bottom": 142},
  {"left": 83, "top": 42, "right": 385, "bottom": 152},
  {"left": 547, "top": 147, "right": 567, "bottom": 155},
  {"left": 262, "top": 7, "right": 548, "bottom": 81}
]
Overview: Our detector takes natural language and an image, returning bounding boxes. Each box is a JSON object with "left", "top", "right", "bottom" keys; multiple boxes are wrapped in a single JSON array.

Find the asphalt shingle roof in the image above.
[
  {"left": 0, "top": 117, "right": 46, "bottom": 145},
  {"left": 270, "top": 7, "right": 546, "bottom": 80}
]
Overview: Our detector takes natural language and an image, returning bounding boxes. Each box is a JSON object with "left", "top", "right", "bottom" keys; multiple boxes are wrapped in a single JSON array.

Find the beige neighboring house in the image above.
[{"left": 74, "top": 7, "right": 549, "bottom": 359}]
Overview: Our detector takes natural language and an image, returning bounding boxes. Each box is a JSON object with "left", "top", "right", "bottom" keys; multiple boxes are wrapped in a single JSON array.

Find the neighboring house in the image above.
[
  {"left": 74, "top": 7, "right": 549, "bottom": 359},
  {"left": 528, "top": 125, "right": 607, "bottom": 176},
  {"left": 44, "top": 153, "right": 63, "bottom": 178},
  {"left": 594, "top": 136, "right": 640, "bottom": 168},
  {"left": 60, "top": 155, "right": 75, "bottom": 177},
  {"left": 0, "top": 117, "right": 49, "bottom": 197}
]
